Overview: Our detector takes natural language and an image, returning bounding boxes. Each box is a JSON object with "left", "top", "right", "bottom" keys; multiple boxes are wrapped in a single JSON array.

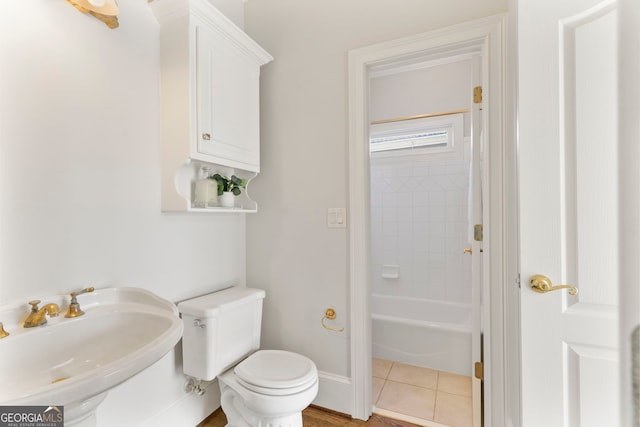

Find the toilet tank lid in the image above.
[{"left": 177, "top": 286, "right": 266, "bottom": 318}]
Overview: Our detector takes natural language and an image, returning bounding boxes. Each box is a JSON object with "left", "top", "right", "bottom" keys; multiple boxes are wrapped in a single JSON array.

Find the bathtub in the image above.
[{"left": 371, "top": 294, "right": 472, "bottom": 376}]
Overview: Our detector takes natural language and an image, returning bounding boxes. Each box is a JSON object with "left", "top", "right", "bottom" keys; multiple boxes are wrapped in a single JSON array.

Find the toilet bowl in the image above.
[
  {"left": 177, "top": 287, "right": 319, "bottom": 427},
  {"left": 218, "top": 350, "right": 318, "bottom": 427}
]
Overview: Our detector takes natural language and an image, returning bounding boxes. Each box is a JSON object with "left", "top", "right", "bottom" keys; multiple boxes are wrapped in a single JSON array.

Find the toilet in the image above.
[{"left": 178, "top": 286, "right": 318, "bottom": 427}]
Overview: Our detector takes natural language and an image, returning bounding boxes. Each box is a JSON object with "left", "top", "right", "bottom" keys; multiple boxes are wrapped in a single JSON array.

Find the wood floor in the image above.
[{"left": 198, "top": 405, "right": 420, "bottom": 427}]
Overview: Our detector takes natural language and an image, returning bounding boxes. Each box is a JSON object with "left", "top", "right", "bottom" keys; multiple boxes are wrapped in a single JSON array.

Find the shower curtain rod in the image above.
[{"left": 370, "top": 108, "right": 470, "bottom": 125}]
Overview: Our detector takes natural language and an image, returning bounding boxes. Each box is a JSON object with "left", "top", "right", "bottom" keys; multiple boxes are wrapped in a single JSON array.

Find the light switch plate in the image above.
[{"left": 327, "top": 208, "right": 347, "bottom": 228}]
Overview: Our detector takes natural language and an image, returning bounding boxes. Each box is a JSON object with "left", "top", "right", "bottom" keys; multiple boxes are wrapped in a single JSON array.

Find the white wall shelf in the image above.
[{"left": 172, "top": 160, "right": 258, "bottom": 213}]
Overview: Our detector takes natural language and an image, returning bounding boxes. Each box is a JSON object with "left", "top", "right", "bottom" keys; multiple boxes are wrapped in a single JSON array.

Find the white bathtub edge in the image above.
[{"left": 371, "top": 313, "right": 472, "bottom": 333}]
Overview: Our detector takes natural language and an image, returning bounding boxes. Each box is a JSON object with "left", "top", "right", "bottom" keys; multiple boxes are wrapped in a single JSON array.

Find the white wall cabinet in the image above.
[{"left": 151, "top": 0, "right": 272, "bottom": 212}]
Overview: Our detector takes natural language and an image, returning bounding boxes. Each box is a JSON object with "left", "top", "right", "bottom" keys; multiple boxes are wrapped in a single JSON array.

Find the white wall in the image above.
[
  {"left": 0, "top": 1, "right": 244, "bottom": 425},
  {"left": 243, "top": 0, "right": 507, "bottom": 411},
  {"left": 370, "top": 60, "right": 473, "bottom": 122}
]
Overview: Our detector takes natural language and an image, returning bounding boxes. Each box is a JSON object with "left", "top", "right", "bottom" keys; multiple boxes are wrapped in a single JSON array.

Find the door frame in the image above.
[
  {"left": 619, "top": 1, "right": 640, "bottom": 425},
  {"left": 347, "top": 14, "right": 518, "bottom": 425}
]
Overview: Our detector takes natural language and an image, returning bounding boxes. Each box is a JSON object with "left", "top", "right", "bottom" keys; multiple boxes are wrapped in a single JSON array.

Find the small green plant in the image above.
[{"left": 209, "top": 174, "right": 247, "bottom": 196}]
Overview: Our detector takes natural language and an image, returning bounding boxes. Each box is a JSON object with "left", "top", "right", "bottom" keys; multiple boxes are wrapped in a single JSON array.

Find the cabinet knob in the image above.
[{"left": 202, "top": 133, "right": 211, "bottom": 141}]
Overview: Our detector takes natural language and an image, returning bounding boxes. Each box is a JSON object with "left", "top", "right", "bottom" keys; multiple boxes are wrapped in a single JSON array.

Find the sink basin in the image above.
[{"left": 0, "top": 287, "right": 183, "bottom": 424}]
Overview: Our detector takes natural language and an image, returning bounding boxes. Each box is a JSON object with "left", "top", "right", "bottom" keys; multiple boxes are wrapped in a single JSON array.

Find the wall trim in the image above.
[
  {"left": 312, "top": 371, "right": 353, "bottom": 415},
  {"left": 141, "top": 379, "right": 220, "bottom": 427},
  {"left": 618, "top": 0, "right": 640, "bottom": 425}
]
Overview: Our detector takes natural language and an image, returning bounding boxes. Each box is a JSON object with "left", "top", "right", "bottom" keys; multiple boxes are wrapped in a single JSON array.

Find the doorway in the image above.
[
  {"left": 368, "top": 56, "right": 478, "bottom": 426},
  {"left": 347, "top": 14, "right": 515, "bottom": 426}
]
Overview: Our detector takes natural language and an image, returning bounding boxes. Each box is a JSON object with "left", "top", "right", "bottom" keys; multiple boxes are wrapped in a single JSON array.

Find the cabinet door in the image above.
[{"left": 195, "top": 23, "right": 261, "bottom": 172}]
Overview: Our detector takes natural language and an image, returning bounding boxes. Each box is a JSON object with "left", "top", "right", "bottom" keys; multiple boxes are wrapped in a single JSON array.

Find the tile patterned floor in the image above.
[{"left": 373, "top": 358, "right": 472, "bottom": 427}]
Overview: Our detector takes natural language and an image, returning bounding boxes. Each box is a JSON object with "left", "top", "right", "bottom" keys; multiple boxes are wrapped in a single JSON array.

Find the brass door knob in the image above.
[{"left": 530, "top": 274, "right": 578, "bottom": 295}]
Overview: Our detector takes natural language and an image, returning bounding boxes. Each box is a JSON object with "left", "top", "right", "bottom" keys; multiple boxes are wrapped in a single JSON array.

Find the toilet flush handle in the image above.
[{"left": 193, "top": 319, "right": 206, "bottom": 328}]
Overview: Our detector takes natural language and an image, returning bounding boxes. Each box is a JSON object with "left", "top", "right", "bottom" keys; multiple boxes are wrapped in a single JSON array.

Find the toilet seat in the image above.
[{"left": 234, "top": 350, "right": 318, "bottom": 396}]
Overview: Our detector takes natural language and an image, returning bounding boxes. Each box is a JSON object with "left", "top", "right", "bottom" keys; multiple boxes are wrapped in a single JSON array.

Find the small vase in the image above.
[
  {"left": 193, "top": 167, "right": 211, "bottom": 208},
  {"left": 220, "top": 191, "right": 235, "bottom": 208}
]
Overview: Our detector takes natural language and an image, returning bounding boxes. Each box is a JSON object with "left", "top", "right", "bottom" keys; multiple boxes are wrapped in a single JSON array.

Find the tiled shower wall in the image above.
[{"left": 370, "top": 142, "right": 472, "bottom": 304}]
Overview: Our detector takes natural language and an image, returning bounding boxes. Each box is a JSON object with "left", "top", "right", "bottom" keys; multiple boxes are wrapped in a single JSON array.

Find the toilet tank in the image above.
[{"left": 178, "top": 286, "right": 266, "bottom": 381}]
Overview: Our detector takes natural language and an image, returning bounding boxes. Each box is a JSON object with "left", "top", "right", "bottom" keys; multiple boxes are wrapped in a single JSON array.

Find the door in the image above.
[{"left": 519, "top": 1, "right": 619, "bottom": 426}]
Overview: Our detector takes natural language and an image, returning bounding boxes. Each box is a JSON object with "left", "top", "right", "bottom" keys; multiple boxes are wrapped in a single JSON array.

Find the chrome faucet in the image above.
[{"left": 24, "top": 300, "right": 60, "bottom": 328}]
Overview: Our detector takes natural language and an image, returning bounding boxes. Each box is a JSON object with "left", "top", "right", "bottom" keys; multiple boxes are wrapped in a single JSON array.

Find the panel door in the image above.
[{"left": 518, "top": 1, "right": 619, "bottom": 425}]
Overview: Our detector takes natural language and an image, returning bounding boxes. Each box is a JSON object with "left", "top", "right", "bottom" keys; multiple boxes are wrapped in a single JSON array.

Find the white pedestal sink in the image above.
[{"left": 0, "top": 287, "right": 183, "bottom": 426}]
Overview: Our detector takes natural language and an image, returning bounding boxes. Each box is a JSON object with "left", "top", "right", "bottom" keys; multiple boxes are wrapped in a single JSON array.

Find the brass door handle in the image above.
[{"left": 529, "top": 274, "right": 578, "bottom": 295}]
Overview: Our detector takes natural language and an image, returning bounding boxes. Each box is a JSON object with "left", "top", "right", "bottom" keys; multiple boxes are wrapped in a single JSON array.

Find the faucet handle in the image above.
[
  {"left": 28, "top": 300, "right": 41, "bottom": 311},
  {"left": 70, "top": 287, "right": 95, "bottom": 300},
  {"left": 65, "top": 287, "right": 94, "bottom": 318}
]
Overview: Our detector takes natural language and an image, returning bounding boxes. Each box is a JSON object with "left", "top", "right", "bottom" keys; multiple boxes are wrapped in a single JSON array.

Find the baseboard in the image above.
[
  {"left": 140, "top": 379, "right": 221, "bottom": 427},
  {"left": 312, "top": 371, "right": 352, "bottom": 415}
]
